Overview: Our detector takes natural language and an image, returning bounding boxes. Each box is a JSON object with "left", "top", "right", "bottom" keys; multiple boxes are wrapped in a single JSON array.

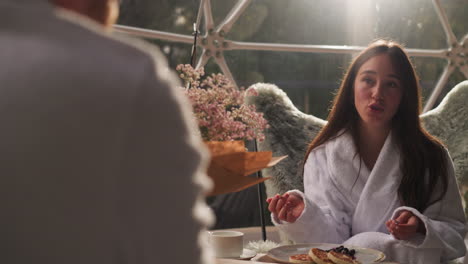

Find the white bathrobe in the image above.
[{"left": 273, "top": 131, "right": 466, "bottom": 264}]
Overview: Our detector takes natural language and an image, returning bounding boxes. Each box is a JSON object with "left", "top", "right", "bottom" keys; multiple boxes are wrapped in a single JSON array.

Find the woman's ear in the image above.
[
  {"left": 104, "top": 0, "right": 119, "bottom": 28},
  {"left": 87, "top": 0, "right": 119, "bottom": 28}
]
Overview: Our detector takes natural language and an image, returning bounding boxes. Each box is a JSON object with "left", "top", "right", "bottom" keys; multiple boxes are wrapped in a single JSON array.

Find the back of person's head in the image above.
[{"left": 50, "top": 0, "right": 119, "bottom": 28}]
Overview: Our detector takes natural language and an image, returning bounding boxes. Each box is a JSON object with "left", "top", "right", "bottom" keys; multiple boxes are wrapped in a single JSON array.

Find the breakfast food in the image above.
[
  {"left": 289, "top": 245, "right": 363, "bottom": 264},
  {"left": 287, "top": 245, "right": 360, "bottom": 264},
  {"left": 309, "top": 248, "right": 333, "bottom": 264},
  {"left": 329, "top": 246, "right": 356, "bottom": 258},
  {"left": 327, "top": 250, "right": 360, "bottom": 264},
  {"left": 289, "top": 253, "right": 314, "bottom": 264}
]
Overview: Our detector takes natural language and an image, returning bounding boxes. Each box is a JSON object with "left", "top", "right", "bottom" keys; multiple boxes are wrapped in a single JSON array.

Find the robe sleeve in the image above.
[
  {"left": 271, "top": 146, "right": 352, "bottom": 243},
  {"left": 391, "top": 150, "right": 467, "bottom": 261}
]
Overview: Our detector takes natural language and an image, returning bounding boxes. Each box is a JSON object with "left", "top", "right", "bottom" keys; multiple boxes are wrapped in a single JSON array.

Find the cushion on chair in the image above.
[
  {"left": 421, "top": 81, "right": 468, "bottom": 186},
  {"left": 245, "top": 83, "right": 325, "bottom": 197}
]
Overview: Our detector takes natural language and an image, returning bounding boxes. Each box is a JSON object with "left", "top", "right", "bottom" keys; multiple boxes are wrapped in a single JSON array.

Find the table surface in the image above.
[
  {"left": 210, "top": 226, "right": 280, "bottom": 263},
  {"left": 214, "top": 257, "right": 401, "bottom": 264},
  {"left": 215, "top": 258, "right": 275, "bottom": 264},
  {"left": 210, "top": 226, "right": 401, "bottom": 264}
]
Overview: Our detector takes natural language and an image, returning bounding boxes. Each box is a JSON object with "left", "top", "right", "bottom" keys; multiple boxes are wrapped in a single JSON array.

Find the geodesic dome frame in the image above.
[{"left": 115, "top": 0, "right": 467, "bottom": 113}]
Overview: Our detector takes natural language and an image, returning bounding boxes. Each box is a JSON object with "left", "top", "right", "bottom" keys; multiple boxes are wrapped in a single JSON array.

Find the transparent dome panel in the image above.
[
  {"left": 226, "top": 0, "right": 453, "bottom": 49},
  {"left": 140, "top": 39, "right": 193, "bottom": 69},
  {"left": 117, "top": 0, "right": 467, "bottom": 114},
  {"left": 118, "top": 0, "right": 257, "bottom": 37},
  {"left": 228, "top": 0, "right": 350, "bottom": 45},
  {"left": 210, "top": 0, "right": 242, "bottom": 28},
  {"left": 411, "top": 57, "right": 447, "bottom": 106},
  {"left": 224, "top": 50, "right": 351, "bottom": 118},
  {"left": 440, "top": 0, "right": 468, "bottom": 41}
]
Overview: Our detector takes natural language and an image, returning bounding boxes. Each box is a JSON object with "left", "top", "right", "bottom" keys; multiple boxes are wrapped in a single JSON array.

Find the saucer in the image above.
[{"left": 221, "top": 248, "right": 257, "bottom": 260}]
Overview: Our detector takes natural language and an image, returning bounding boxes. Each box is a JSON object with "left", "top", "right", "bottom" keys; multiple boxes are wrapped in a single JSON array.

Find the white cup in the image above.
[{"left": 208, "top": 230, "right": 244, "bottom": 258}]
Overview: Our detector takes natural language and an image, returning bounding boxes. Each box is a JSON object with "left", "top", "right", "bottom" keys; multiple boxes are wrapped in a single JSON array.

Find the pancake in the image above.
[
  {"left": 308, "top": 248, "right": 333, "bottom": 264},
  {"left": 289, "top": 253, "right": 314, "bottom": 264}
]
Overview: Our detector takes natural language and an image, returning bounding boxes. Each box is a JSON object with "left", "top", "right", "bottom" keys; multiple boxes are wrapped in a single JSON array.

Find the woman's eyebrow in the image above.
[
  {"left": 359, "top": 70, "right": 376, "bottom": 75},
  {"left": 359, "top": 70, "right": 401, "bottom": 80}
]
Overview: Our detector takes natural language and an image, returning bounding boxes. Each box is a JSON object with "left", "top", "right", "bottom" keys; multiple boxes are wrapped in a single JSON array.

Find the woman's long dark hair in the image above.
[{"left": 305, "top": 39, "right": 448, "bottom": 212}]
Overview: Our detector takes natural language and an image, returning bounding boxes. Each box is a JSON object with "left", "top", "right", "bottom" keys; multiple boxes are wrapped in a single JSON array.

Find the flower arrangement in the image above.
[{"left": 176, "top": 64, "right": 268, "bottom": 142}]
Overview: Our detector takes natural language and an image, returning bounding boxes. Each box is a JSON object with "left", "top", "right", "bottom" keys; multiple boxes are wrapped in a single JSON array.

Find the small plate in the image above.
[
  {"left": 267, "top": 243, "right": 385, "bottom": 263},
  {"left": 219, "top": 248, "right": 257, "bottom": 260}
]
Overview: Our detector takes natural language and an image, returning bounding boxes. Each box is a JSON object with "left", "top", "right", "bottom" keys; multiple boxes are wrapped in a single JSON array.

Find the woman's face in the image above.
[{"left": 353, "top": 53, "right": 403, "bottom": 131}]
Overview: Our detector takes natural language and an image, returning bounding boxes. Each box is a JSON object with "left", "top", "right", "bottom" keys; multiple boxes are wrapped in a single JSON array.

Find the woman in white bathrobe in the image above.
[{"left": 267, "top": 40, "right": 466, "bottom": 264}]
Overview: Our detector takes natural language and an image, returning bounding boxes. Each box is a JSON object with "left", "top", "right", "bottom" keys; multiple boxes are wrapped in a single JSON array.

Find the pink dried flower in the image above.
[{"left": 176, "top": 64, "right": 269, "bottom": 141}]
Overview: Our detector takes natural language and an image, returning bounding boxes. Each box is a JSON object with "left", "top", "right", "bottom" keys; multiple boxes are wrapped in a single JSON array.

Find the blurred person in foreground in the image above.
[{"left": 0, "top": 0, "right": 214, "bottom": 263}]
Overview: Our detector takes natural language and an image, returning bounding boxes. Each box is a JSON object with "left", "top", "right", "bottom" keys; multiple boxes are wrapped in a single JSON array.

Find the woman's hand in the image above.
[
  {"left": 386, "top": 210, "right": 426, "bottom": 240},
  {"left": 266, "top": 193, "right": 304, "bottom": 223}
]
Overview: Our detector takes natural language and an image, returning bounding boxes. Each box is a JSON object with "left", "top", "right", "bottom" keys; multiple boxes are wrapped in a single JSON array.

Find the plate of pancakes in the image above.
[{"left": 267, "top": 243, "right": 385, "bottom": 264}]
